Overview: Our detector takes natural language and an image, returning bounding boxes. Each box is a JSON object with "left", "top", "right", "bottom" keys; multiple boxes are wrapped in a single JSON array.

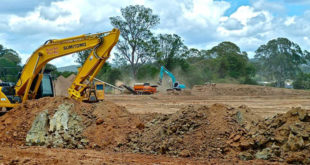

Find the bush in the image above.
[
  {"left": 293, "top": 73, "right": 310, "bottom": 89},
  {"left": 136, "top": 64, "right": 158, "bottom": 80},
  {"left": 241, "top": 77, "right": 258, "bottom": 85},
  {"left": 97, "top": 63, "right": 122, "bottom": 85}
]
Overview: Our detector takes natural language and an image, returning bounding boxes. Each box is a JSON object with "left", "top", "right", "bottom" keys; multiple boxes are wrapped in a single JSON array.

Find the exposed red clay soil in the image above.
[{"left": 1, "top": 83, "right": 310, "bottom": 164}]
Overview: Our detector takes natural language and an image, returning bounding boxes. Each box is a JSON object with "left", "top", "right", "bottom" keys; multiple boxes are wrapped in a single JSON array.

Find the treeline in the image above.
[
  {"left": 93, "top": 5, "right": 310, "bottom": 88},
  {"left": 0, "top": 45, "right": 22, "bottom": 82},
  {"left": 1, "top": 5, "right": 310, "bottom": 89}
]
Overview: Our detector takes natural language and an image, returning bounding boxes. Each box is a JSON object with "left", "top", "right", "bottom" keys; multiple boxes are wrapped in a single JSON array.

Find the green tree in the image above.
[
  {"left": 207, "top": 41, "right": 250, "bottom": 79},
  {"left": 185, "top": 48, "right": 206, "bottom": 58},
  {"left": 0, "top": 45, "right": 21, "bottom": 65},
  {"left": 136, "top": 64, "right": 158, "bottom": 80},
  {"left": 0, "top": 58, "right": 21, "bottom": 82},
  {"left": 45, "top": 63, "right": 57, "bottom": 72},
  {"left": 293, "top": 72, "right": 310, "bottom": 89},
  {"left": 155, "top": 34, "right": 187, "bottom": 70},
  {"left": 110, "top": 5, "right": 160, "bottom": 78},
  {"left": 255, "top": 38, "right": 307, "bottom": 87},
  {"left": 0, "top": 44, "right": 22, "bottom": 82},
  {"left": 44, "top": 63, "right": 70, "bottom": 80},
  {"left": 96, "top": 63, "right": 122, "bottom": 84}
]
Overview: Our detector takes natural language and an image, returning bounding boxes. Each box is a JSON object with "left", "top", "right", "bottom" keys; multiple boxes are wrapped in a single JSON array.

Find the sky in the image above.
[{"left": 0, "top": 0, "right": 310, "bottom": 67}]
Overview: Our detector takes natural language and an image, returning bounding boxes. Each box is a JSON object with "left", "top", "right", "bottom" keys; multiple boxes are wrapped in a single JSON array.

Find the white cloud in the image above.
[
  {"left": 1, "top": 0, "right": 138, "bottom": 66},
  {"left": 217, "top": 5, "right": 273, "bottom": 43},
  {"left": 304, "top": 37, "right": 310, "bottom": 47},
  {"left": 0, "top": 0, "right": 310, "bottom": 67},
  {"left": 221, "top": 18, "right": 243, "bottom": 30},
  {"left": 1, "top": 0, "right": 234, "bottom": 66},
  {"left": 181, "top": 0, "right": 230, "bottom": 26},
  {"left": 285, "top": 16, "right": 296, "bottom": 26},
  {"left": 0, "top": 33, "right": 9, "bottom": 47},
  {"left": 230, "top": 6, "right": 258, "bottom": 25},
  {"left": 49, "top": 54, "right": 77, "bottom": 67},
  {"left": 252, "top": 0, "right": 285, "bottom": 13},
  {"left": 283, "top": 0, "right": 310, "bottom": 4},
  {"left": 148, "top": 0, "right": 230, "bottom": 44}
]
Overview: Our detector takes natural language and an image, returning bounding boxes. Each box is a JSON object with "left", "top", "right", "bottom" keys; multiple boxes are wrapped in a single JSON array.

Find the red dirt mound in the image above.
[
  {"left": 82, "top": 100, "right": 142, "bottom": 150},
  {"left": 0, "top": 97, "right": 142, "bottom": 150},
  {"left": 0, "top": 97, "right": 93, "bottom": 146},
  {"left": 233, "top": 107, "right": 310, "bottom": 164},
  {"left": 121, "top": 104, "right": 247, "bottom": 158}
]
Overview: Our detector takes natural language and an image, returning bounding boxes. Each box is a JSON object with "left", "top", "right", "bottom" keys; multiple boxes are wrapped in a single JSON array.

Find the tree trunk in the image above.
[{"left": 130, "top": 63, "right": 137, "bottom": 79}]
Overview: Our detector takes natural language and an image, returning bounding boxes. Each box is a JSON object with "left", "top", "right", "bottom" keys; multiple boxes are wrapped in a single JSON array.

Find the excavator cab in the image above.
[
  {"left": 0, "top": 73, "right": 53, "bottom": 112},
  {"left": 173, "top": 81, "right": 186, "bottom": 91},
  {"left": 35, "top": 74, "right": 54, "bottom": 99},
  {"left": 0, "top": 83, "right": 21, "bottom": 105},
  {"left": 173, "top": 82, "right": 181, "bottom": 91},
  {"left": 95, "top": 82, "right": 105, "bottom": 101}
]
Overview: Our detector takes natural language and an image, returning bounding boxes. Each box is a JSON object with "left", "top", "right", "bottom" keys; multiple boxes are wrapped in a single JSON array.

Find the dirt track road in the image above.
[{"left": 107, "top": 94, "right": 310, "bottom": 118}]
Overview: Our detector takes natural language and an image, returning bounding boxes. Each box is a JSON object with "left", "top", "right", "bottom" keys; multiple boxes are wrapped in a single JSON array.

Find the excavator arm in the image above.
[
  {"left": 158, "top": 66, "right": 186, "bottom": 90},
  {"left": 0, "top": 28, "right": 120, "bottom": 108},
  {"left": 68, "top": 29, "right": 120, "bottom": 101},
  {"left": 158, "top": 66, "right": 177, "bottom": 85}
]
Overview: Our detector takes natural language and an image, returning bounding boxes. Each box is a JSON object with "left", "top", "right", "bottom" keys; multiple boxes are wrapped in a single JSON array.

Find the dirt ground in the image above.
[
  {"left": 1, "top": 83, "right": 310, "bottom": 164},
  {"left": 0, "top": 146, "right": 281, "bottom": 165},
  {"left": 107, "top": 95, "right": 310, "bottom": 118},
  {"left": 106, "top": 83, "right": 310, "bottom": 118}
]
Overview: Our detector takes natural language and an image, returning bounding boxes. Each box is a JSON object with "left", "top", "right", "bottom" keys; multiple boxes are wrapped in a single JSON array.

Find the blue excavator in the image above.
[{"left": 157, "top": 66, "right": 186, "bottom": 91}]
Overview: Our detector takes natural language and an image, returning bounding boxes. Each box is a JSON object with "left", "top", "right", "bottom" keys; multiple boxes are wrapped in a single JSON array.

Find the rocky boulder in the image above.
[{"left": 26, "top": 102, "right": 87, "bottom": 149}]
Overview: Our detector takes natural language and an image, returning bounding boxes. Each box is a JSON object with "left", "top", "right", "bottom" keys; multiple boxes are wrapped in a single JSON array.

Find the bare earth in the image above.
[
  {"left": 1, "top": 146, "right": 281, "bottom": 165},
  {"left": 1, "top": 83, "right": 310, "bottom": 164},
  {"left": 107, "top": 83, "right": 310, "bottom": 118},
  {"left": 107, "top": 95, "right": 310, "bottom": 118}
]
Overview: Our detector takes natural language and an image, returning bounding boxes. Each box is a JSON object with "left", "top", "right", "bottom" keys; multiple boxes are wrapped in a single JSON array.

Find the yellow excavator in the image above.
[{"left": 0, "top": 28, "right": 120, "bottom": 110}]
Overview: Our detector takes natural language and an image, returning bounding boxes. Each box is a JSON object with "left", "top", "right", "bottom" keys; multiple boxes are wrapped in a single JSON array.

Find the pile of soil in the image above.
[
  {"left": 121, "top": 104, "right": 249, "bottom": 158},
  {"left": 0, "top": 97, "right": 142, "bottom": 150},
  {"left": 118, "top": 102, "right": 310, "bottom": 164},
  {"left": 0, "top": 97, "right": 79, "bottom": 146},
  {"left": 82, "top": 100, "right": 142, "bottom": 150},
  {"left": 1, "top": 96, "right": 310, "bottom": 164},
  {"left": 192, "top": 83, "right": 310, "bottom": 96},
  {"left": 233, "top": 107, "right": 310, "bottom": 164},
  {"left": 54, "top": 74, "right": 76, "bottom": 96}
]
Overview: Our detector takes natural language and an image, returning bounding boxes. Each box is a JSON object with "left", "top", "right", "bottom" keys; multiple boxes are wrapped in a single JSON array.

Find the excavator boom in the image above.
[
  {"left": 158, "top": 66, "right": 186, "bottom": 90},
  {"left": 68, "top": 29, "right": 120, "bottom": 101},
  {"left": 158, "top": 66, "right": 177, "bottom": 85}
]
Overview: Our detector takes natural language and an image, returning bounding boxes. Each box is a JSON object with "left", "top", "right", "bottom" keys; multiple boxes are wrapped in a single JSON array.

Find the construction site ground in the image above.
[
  {"left": 1, "top": 83, "right": 310, "bottom": 164},
  {"left": 108, "top": 94, "right": 310, "bottom": 118},
  {"left": 109, "top": 83, "right": 310, "bottom": 117}
]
